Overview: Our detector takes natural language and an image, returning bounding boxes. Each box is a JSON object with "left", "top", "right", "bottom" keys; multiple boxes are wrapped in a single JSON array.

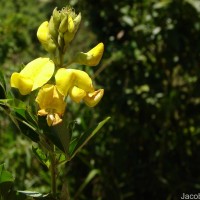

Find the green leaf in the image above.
[
  {"left": 74, "top": 169, "right": 100, "bottom": 199},
  {"left": 0, "top": 164, "right": 18, "bottom": 200},
  {"left": 0, "top": 164, "right": 14, "bottom": 184},
  {"left": 0, "top": 70, "right": 6, "bottom": 99},
  {"left": 32, "top": 146, "right": 50, "bottom": 168},
  {"left": 50, "top": 115, "right": 73, "bottom": 156},
  {"left": 0, "top": 98, "right": 37, "bottom": 125},
  {"left": 0, "top": 98, "right": 40, "bottom": 142},
  {"left": 69, "top": 116, "right": 110, "bottom": 160},
  {"left": 38, "top": 115, "right": 75, "bottom": 158},
  {"left": 38, "top": 116, "right": 66, "bottom": 153}
]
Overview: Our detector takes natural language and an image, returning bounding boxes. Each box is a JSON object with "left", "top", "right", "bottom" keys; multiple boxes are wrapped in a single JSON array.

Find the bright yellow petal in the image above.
[
  {"left": 83, "top": 89, "right": 104, "bottom": 107},
  {"left": 55, "top": 68, "right": 94, "bottom": 96},
  {"left": 36, "top": 84, "right": 54, "bottom": 108},
  {"left": 72, "top": 43, "right": 104, "bottom": 66},
  {"left": 37, "top": 21, "right": 49, "bottom": 43},
  {"left": 36, "top": 84, "right": 66, "bottom": 127},
  {"left": 71, "top": 69, "right": 94, "bottom": 92},
  {"left": 35, "top": 84, "right": 66, "bottom": 115},
  {"left": 69, "top": 86, "right": 86, "bottom": 103},
  {"left": 55, "top": 68, "right": 75, "bottom": 96},
  {"left": 10, "top": 72, "right": 33, "bottom": 95},
  {"left": 87, "top": 43, "right": 104, "bottom": 58},
  {"left": 10, "top": 72, "right": 20, "bottom": 88},
  {"left": 20, "top": 57, "right": 55, "bottom": 91}
]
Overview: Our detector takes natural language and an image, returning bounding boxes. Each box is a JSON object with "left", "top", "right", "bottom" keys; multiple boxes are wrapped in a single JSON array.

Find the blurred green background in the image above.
[{"left": 1, "top": 0, "right": 200, "bottom": 199}]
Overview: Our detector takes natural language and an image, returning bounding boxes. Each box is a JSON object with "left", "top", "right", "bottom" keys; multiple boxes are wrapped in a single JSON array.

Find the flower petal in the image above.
[
  {"left": 55, "top": 68, "right": 94, "bottom": 96},
  {"left": 36, "top": 84, "right": 66, "bottom": 115},
  {"left": 72, "top": 43, "right": 104, "bottom": 66},
  {"left": 83, "top": 89, "right": 104, "bottom": 107},
  {"left": 69, "top": 86, "right": 86, "bottom": 103},
  {"left": 47, "top": 113, "right": 63, "bottom": 126},
  {"left": 10, "top": 72, "right": 33, "bottom": 95},
  {"left": 37, "top": 21, "right": 49, "bottom": 43},
  {"left": 21, "top": 57, "right": 55, "bottom": 91}
]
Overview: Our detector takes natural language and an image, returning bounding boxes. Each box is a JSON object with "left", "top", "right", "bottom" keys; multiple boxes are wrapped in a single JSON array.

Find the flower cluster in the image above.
[{"left": 10, "top": 7, "right": 104, "bottom": 126}]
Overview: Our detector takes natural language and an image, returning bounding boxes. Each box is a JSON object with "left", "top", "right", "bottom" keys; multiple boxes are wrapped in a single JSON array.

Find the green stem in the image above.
[
  {"left": 59, "top": 48, "right": 64, "bottom": 67},
  {"left": 50, "top": 145, "right": 57, "bottom": 197}
]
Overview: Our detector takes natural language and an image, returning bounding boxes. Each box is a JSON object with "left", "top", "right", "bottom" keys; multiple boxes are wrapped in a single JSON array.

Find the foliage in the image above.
[
  {"left": 0, "top": 1, "right": 109, "bottom": 199},
  {"left": 1, "top": 0, "right": 200, "bottom": 199}
]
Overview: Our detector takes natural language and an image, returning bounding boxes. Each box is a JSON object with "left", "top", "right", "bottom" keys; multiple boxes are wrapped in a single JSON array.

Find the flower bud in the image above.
[
  {"left": 37, "top": 21, "right": 49, "bottom": 43},
  {"left": 52, "top": 8, "right": 61, "bottom": 29},
  {"left": 63, "top": 12, "right": 81, "bottom": 43},
  {"left": 37, "top": 21, "right": 56, "bottom": 53},
  {"left": 49, "top": 16, "right": 58, "bottom": 42},
  {"left": 56, "top": 7, "right": 81, "bottom": 44},
  {"left": 67, "top": 16, "right": 75, "bottom": 33},
  {"left": 59, "top": 15, "right": 68, "bottom": 33}
]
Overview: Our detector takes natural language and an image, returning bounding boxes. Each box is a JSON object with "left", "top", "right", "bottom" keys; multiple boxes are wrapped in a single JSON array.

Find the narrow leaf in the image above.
[
  {"left": 69, "top": 116, "right": 110, "bottom": 160},
  {"left": 74, "top": 169, "right": 100, "bottom": 199},
  {"left": 32, "top": 146, "right": 50, "bottom": 168},
  {"left": 0, "top": 70, "right": 6, "bottom": 98}
]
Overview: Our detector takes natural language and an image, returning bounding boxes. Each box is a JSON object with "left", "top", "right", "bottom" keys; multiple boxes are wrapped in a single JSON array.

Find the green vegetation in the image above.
[{"left": 1, "top": 0, "right": 200, "bottom": 199}]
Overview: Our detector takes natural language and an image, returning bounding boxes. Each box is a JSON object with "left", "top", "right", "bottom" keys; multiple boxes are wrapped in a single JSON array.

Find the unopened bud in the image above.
[
  {"left": 59, "top": 15, "right": 68, "bottom": 33},
  {"left": 57, "top": 7, "right": 81, "bottom": 44},
  {"left": 37, "top": 21, "right": 49, "bottom": 43},
  {"left": 37, "top": 21, "right": 56, "bottom": 53},
  {"left": 52, "top": 8, "right": 61, "bottom": 29},
  {"left": 74, "top": 13, "right": 81, "bottom": 28},
  {"left": 68, "top": 16, "right": 75, "bottom": 33},
  {"left": 49, "top": 16, "right": 58, "bottom": 42}
]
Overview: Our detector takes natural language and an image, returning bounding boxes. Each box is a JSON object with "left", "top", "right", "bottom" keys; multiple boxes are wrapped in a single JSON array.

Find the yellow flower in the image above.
[
  {"left": 54, "top": 68, "right": 104, "bottom": 107},
  {"left": 55, "top": 68, "right": 94, "bottom": 96},
  {"left": 10, "top": 58, "right": 55, "bottom": 95},
  {"left": 72, "top": 43, "right": 104, "bottom": 66},
  {"left": 36, "top": 84, "right": 66, "bottom": 126}
]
